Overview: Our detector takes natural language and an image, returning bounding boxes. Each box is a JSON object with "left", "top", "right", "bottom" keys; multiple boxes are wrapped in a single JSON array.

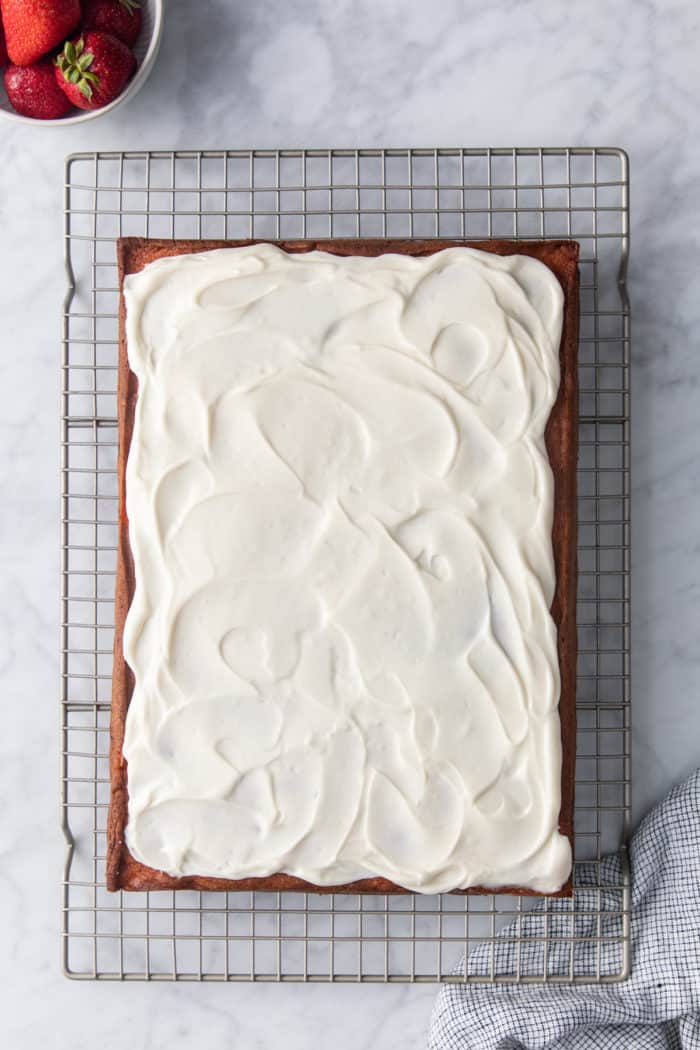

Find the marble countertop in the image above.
[{"left": 1, "top": 1, "right": 698, "bottom": 1046}]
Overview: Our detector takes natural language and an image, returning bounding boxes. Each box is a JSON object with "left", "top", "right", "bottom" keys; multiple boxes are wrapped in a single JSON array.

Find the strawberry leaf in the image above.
[{"left": 58, "top": 40, "right": 100, "bottom": 101}]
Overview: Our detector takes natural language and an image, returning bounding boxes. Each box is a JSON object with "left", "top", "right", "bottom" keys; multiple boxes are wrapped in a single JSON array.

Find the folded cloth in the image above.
[{"left": 430, "top": 769, "right": 700, "bottom": 1050}]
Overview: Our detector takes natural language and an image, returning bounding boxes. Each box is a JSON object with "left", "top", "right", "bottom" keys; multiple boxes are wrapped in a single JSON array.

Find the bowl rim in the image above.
[{"left": 0, "top": 0, "right": 164, "bottom": 126}]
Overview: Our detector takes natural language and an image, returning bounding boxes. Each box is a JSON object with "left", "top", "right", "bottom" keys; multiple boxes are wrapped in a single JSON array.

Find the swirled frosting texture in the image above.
[{"left": 122, "top": 244, "right": 571, "bottom": 893}]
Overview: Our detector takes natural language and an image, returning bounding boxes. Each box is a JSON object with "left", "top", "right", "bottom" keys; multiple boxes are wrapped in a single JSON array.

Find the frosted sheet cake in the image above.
[{"left": 108, "top": 238, "right": 578, "bottom": 895}]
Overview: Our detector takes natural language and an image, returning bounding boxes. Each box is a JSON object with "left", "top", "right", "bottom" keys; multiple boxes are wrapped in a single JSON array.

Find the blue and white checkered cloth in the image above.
[{"left": 430, "top": 769, "right": 700, "bottom": 1049}]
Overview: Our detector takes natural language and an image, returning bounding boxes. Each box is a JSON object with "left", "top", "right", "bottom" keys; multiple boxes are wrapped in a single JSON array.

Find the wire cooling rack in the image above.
[{"left": 61, "top": 147, "right": 631, "bottom": 983}]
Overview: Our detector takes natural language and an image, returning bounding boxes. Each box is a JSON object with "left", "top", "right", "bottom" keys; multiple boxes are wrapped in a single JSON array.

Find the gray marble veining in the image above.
[{"left": 1, "top": 1, "right": 699, "bottom": 1046}]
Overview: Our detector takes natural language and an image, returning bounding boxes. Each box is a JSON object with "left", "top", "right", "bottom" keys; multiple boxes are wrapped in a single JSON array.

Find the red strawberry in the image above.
[
  {"left": 82, "top": 0, "right": 142, "bottom": 48},
  {"left": 0, "top": 0, "right": 80, "bottom": 66},
  {"left": 0, "top": 22, "right": 8, "bottom": 68},
  {"left": 55, "top": 31, "right": 135, "bottom": 110},
  {"left": 4, "top": 58, "right": 73, "bottom": 118}
]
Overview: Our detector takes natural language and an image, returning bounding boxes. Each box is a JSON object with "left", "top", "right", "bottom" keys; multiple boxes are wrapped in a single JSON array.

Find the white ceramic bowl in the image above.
[{"left": 0, "top": 0, "right": 163, "bottom": 125}]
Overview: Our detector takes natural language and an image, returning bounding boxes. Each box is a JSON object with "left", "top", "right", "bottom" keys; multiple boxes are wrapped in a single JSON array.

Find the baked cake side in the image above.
[{"left": 108, "top": 238, "right": 578, "bottom": 895}]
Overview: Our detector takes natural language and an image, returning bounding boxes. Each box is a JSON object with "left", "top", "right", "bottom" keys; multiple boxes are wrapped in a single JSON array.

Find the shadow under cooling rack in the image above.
[{"left": 61, "top": 147, "right": 631, "bottom": 983}]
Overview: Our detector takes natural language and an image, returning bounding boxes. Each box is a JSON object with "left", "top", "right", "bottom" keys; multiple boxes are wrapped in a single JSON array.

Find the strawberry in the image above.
[
  {"left": 0, "top": 22, "right": 8, "bottom": 68},
  {"left": 55, "top": 31, "right": 135, "bottom": 110},
  {"left": 82, "top": 0, "right": 142, "bottom": 48},
  {"left": 0, "top": 0, "right": 80, "bottom": 66},
  {"left": 4, "top": 58, "right": 73, "bottom": 118}
]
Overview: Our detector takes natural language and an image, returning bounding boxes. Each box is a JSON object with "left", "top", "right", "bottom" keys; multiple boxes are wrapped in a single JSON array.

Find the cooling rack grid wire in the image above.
[{"left": 61, "top": 147, "right": 631, "bottom": 983}]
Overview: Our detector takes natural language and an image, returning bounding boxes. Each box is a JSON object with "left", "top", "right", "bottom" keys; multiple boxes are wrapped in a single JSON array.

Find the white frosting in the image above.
[{"left": 121, "top": 243, "right": 571, "bottom": 893}]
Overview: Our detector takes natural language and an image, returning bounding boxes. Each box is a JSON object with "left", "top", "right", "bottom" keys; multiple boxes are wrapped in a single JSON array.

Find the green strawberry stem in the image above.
[
  {"left": 118, "top": 0, "right": 141, "bottom": 12},
  {"left": 56, "top": 37, "right": 99, "bottom": 100}
]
